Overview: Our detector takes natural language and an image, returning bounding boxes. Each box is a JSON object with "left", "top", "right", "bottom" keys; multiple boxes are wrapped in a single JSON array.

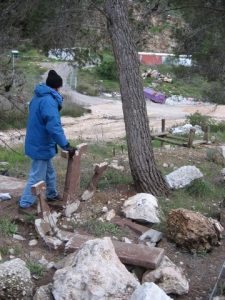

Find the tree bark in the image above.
[{"left": 104, "top": 0, "right": 169, "bottom": 195}]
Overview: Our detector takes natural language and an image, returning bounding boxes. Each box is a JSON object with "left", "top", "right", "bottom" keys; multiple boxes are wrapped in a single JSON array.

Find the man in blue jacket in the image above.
[{"left": 19, "top": 70, "right": 75, "bottom": 212}]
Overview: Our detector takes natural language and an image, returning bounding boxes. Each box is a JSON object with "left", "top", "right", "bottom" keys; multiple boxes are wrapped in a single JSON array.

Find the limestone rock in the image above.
[
  {"left": 207, "top": 147, "right": 225, "bottom": 165},
  {"left": 29, "top": 239, "right": 38, "bottom": 246},
  {"left": 131, "top": 282, "right": 172, "bottom": 300},
  {"left": 33, "top": 284, "right": 53, "bottom": 300},
  {"left": 167, "top": 208, "right": 223, "bottom": 252},
  {"left": 139, "top": 229, "right": 163, "bottom": 246},
  {"left": 122, "top": 193, "right": 161, "bottom": 223},
  {"left": 142, "top": 256, "right": 189, "bottom": 295},
  {"left": 0, "top": 258, "right": 33, "bottom": 299},
  {"left": 52, "top": 237, "right": 139, "bottom": 300},
  {"left": 165, "top": 166, "right": 203, "bottom": 189},
  {"left": 104, "top": 209, "right": 116, "bottom": 221}
]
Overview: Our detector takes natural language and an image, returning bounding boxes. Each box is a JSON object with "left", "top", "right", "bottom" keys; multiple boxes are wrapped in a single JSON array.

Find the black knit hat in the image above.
[{"left": 46, "top": 70, "right": 63, "bottom": 89}]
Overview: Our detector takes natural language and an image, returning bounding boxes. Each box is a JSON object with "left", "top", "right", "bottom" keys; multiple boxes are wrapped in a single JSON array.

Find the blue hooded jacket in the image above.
[{"left": 25, "top": 84, "right": 68, "bottom": 160}]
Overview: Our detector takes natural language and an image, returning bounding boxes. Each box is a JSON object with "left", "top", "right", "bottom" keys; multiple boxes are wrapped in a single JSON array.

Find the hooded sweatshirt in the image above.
[{"left": 25, "top": 84, "right": 68, "bottom": 160}]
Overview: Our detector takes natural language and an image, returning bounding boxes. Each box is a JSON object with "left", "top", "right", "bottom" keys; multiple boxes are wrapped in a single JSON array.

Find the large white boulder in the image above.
[
  {"left": 142, "top": 256, "right": 189, "bottom": 295},
  {"left": 52, "top": 237, "right": 139, "bottom": 300},
  {"left": 131, "top": 282, "right": 173, "bottom": 300},
  {"left": 0, "top": 258, "right": 33, "bottom": 299},
  {"left": 122, "top": 193, "right": 161, "bottom": 223},
  {"left": 165, "top": 165, "right": 203, "bottom": 189}
]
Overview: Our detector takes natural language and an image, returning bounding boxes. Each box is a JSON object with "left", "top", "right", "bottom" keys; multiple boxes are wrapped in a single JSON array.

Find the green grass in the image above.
[
  {"left": 0, "top": 146, "right": 30, "bottom": 178},
  {"left": 0, "top": 218, "right": 17, "bottom": 237},
  {"left": 186, "top": 179, "right": 213, "bottom": 198},
  {"left": 98, "top": 169, "right": 133, "bottom": 189},
  {"left": 73, "top": 219, "right": 128, "bottom": 238},
  {"left": 61, "top": 102, "right": 91, "bottom": 118},
  {"left": 27, "top": 261, "right": 45, "bottom": 278},
  {"left": 0, "top": 111, "right": 28, "bottom": 130},
  {"left": 77, "top": 67, "right": 119, "bottom": 96}
]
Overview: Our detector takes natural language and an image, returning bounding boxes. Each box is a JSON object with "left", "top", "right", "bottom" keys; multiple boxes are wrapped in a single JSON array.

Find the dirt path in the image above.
[{"left": 1, "top": 62, "right": 225, "bottom": 145}]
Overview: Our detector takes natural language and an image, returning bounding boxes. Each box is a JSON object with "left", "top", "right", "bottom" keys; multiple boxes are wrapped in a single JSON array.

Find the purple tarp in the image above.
[{"left": 144, "top": 87, "right": 166, "bottom": 104}]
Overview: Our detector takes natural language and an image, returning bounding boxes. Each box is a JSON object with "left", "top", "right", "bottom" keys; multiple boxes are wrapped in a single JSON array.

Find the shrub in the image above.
[
  {"left": 96, "top": 56, "right": 117, "bottom": 80},
  {"left": 203, "top": 81, "right": 225, "bottom": 104},
  {"left": 186, "top": 112, "right": 212, "bottom": 128},
  {"left": 76, "top": 83, "right": 99, "bottom": 96}
]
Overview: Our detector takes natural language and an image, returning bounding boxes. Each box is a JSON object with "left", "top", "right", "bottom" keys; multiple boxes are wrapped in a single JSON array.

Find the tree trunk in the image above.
[{"left": 104, "top": 0, "right": 169, "bottom": 195}]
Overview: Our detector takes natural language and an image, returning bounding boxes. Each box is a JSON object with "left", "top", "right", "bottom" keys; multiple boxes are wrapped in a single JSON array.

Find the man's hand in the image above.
[{"left": 63, "top": 143, "right": 77, "bottom": 158}]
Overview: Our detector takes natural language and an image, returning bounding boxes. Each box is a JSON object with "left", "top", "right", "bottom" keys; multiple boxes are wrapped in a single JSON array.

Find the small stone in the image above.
[
  {"left": 105, "top": 209, "right": 116, "bottom": 221},
  {"left": 61, "top": 225, "right": 68, "bottom": 229},
  {"left": 47, "top": 262, "right": 55, "bottom": 269},
  {"left": 122, "top": 237, "right": 132, "bottom": 244},
  {"left": 102, "top": 206, "right": 108, "bottom": 213},
  {"left": 38, "top": 256, "right": 49, "bottom": 266},
  {"left": 145, "top": 241, "right": 156, "bottom": 247},
  {"left": 28, "top": 239, "right": 38, "bottom": 247},
  {"left": 8, "top": 248, "right": 15, "bottom": 255},
  {"left": 9, "top": 255, "right": 15, "bottom": 259},
  {"left": 0, "top": 253, "right": 2, "bottom": 261},
  {"left": 163, "top": 163, "right": 168, "bottom": 168},
  {"left": 13, "top": 234, "right": 26, "bottom": 241}
]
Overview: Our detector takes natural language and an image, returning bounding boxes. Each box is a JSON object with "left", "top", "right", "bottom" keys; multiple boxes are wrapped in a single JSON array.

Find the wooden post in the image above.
[
  {"left": 31, "top": 181, "right": 57, "bottom": 229},
  {"left": 61, "top": 143, "right": 87, "bottom": 217},
  {"left": 203, "top": 125, "right": 210, "bottom": 143},
  {"left": 187, "top": 128, "right": 196, "bottom": 148},
  {"left": 161, "top": 119, "right": 166, "bottom": 148},
  {"left": 81, "top": 162, "right": 108, "bottom": 201}
]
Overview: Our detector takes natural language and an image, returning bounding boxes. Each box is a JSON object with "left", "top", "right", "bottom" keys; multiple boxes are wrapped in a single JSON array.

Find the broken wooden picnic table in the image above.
[{"left": 151, "top": 119, "right": 210, "bottom": 148}]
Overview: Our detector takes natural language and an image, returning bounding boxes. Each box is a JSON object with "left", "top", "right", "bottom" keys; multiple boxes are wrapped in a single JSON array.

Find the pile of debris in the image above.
[{"left": 142, "top": 68, "right": 173, "bottom": 83}]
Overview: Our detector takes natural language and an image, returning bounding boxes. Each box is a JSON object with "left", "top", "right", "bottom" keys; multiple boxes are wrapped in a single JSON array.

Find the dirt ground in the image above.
[{"left": 0, "top": 145, "right": 224, "bottom": 299}]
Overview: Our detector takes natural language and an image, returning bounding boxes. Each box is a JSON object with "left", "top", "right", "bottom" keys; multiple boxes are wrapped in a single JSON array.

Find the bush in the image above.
[
  {"left": 96, "top": 55, "right": 117, "bottom": 80},
  {"left": 76, "top": 83, "right": 99, "bottom": 96},
  {"left": 203, "top": 81, "right": 225, "bottom": 104},
  {"left": 186, "top": 112, "right": 212, "bottom": 128}
]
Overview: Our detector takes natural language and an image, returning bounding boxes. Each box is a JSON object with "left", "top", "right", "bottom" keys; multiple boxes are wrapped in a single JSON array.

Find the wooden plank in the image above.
[
  {"left": 62, "top": 143, "right": 87, "bottom": 216},
  {"left": 111, "top": 216, "right": 150, "bottom": 235},
  {"left": 150, "top": 131, "right": 169, "bottom": 138},
  {"left": 167, "top": 134, "right": 187, "bottom": 141},
  {"left": 153, "top": 136, "right": 187, "bottom": 146},
  {"left": 192, "top": 140, "right": 208, "bottom": 146},
  {"left": 65, "top": 233, "right": 165, "bottom": 269}
]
